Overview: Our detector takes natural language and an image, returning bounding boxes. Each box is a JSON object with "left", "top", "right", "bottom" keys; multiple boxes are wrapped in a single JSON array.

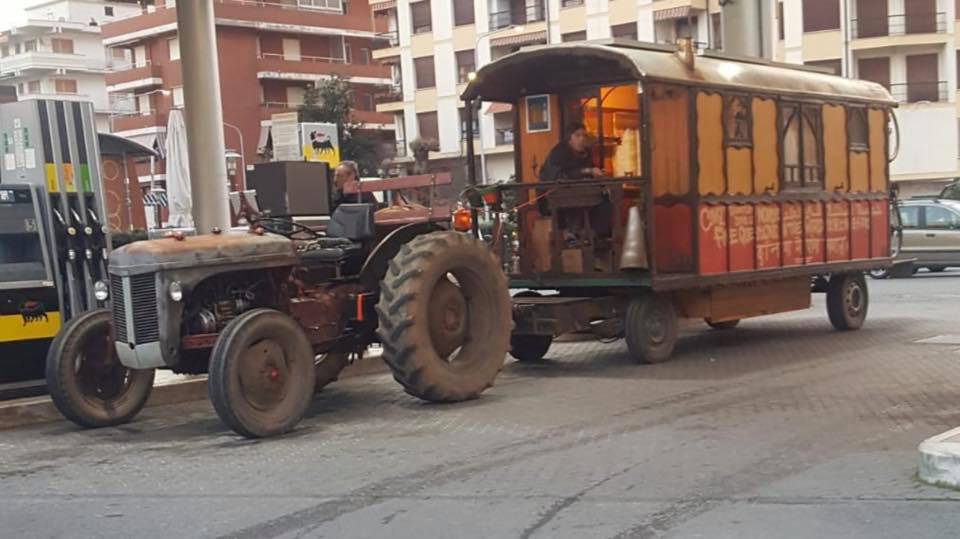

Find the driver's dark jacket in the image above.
[
  {"left": 333, "top": 190, "right": 378, "bottom": 210},
  {"left": 539, "top": 142, "right": 594, "bottom": 182}
]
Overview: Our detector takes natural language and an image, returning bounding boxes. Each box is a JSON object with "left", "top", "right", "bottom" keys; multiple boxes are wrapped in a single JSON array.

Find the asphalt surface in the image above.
[{"left": 3, "top": 272, "right": 960, "bottom": 538}]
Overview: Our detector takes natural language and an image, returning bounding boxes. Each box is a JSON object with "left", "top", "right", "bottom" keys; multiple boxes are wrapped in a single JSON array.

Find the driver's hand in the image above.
[{"left": 591, "top": 167, "right": 606, "bottom": 177}]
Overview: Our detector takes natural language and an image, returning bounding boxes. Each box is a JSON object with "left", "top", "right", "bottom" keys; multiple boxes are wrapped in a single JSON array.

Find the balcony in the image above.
[
  {"left": 111, "top": 111, "right": 167, "bottom": 133},
  {"left": 105, "top": 61, "right": 164, "bottom": 92},
  {"left": 103, "top": 0, "right": 372, "bottom": 46},
  {"left": 0, "top": 51, "right": 106, "bottom": 76},
  {"left": 375, "top": 83, "right": 402, "bottom": 104},
  {"left": 889, "top": 81, "right": 949, "bottom": 103},
  {"left": 851, "top": 12, "right": 947, "bottom": 39},
  {"left": 256, "top": 53, "right": 391, "bottom": 83},
  {"left": 489, "top": 2, "right": 546, "bottom": 30},
  {"left": 373, "top": 31, "right": 399, "bottom": 49}
]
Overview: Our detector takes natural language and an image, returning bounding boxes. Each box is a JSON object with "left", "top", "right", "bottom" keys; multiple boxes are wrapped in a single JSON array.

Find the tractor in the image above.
[{"left": 45, "top": 172, "right": 511, "bottom": 438}]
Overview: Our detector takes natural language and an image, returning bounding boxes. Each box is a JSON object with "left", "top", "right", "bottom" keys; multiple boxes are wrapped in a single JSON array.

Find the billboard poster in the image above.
[
  {"left": 271, "top": 112, "right": 301, "bottom": 162},
  {"left": 300, "top": 122, "right": 340, "bottom": 165}
]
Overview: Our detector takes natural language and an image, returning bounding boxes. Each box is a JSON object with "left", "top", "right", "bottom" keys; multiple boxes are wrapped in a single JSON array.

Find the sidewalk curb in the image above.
[
  {"left": 0, "top": 354, "right": 387, "bottom": 431},
  {"left": 918, "top": 426, "right": 960, "bottom": 489}
]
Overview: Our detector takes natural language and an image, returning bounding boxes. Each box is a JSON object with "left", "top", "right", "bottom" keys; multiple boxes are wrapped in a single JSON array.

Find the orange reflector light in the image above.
[
  {"left": 452, "top": 208, "right": 472, "bottom": 232},
  {"left": 356, "top": 293, "right": 366, "bottom": 322}
]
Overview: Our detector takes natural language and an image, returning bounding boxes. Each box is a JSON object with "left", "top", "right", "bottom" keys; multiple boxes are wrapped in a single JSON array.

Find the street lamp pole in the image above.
[{"left": 471, "top": 24, "right": 524, "bottom": 184}]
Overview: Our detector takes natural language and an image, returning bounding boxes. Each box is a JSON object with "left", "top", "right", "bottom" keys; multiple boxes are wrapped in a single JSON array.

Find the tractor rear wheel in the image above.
[
  {"left": 45, "top": 309, "right": 155, "bottom": 428},
  {"left": 208, "top": 309, "right": 316, "bottom": 438},
  {"left": 377, "top": 231, "right": 511, "bottom": 402}
]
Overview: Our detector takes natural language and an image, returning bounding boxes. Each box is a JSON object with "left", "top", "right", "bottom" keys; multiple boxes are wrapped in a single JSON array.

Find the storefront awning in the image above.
[
  {"left": 490, "top": 30, "right": 548, "bottom": 48},
  {"left": 654, "top": 6, "right": 692, "bottom": 21},
  {"left": 143, "top": 191, "right": 168, "bottom": 207}
]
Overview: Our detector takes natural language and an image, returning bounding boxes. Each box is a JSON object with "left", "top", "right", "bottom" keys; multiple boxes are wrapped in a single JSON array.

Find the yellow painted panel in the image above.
[
  {"left": 752, "top": 97, "right": 778, "bottom": 193},
  {"left": 726, "top": 147, "right": 752, "bottom": 195},
  {"left": 650, "top": 84, "right": 690, "bottom": 197},
  {"left": 823, "top": 105, "right": 848, "bottom": 192},
  {"left": 869, "top": 108, "right": 888, "bottom": 192},
  {"left": 850, "top": 152, "right": 869, "bottom": 193},
  {"left": 0, "top": 312, "right": 61, "bottom": 343},
  {"left": 696, "top": 92, "right": 724, "bottom": 196}
]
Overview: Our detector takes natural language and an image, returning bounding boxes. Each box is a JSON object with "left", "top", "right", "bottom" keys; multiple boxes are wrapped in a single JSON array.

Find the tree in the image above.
[{"left": 297, "top": 76, "right": 385, "bottom": 176}]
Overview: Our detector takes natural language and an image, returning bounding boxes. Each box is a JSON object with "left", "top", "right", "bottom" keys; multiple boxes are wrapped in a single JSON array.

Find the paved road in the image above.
[{"left": 3, "top": 273, "right": 960, "bottom": 538}]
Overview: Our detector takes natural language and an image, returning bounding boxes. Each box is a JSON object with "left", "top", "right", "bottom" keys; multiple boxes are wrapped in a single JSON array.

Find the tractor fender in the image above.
[{"left": 360, "top": 221, "right": 445, "bottom": 291}]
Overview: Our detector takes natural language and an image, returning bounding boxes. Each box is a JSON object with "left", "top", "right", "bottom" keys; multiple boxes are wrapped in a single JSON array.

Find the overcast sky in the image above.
[{"left": 1, "top": 1, "right": 36, "bottom": 31}]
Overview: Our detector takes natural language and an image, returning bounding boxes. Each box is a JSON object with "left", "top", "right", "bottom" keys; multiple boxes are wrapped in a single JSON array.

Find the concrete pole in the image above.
[
  {"left": 722, "top": 0, "right": 771, "bottom": 59},
  {"left": 175, "top": 0, "right": 231, "bottom": 232}
]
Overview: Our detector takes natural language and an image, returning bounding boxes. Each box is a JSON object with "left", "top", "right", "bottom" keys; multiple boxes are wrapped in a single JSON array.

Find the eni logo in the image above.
[{"left": 20, "top": 300, "right": 49, "bottom": 326}]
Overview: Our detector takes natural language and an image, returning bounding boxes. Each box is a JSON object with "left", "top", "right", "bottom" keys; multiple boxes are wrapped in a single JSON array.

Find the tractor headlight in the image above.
[
  {"left": 169, "top": 281, "right": 184, "bottom": 302},
  {"left": 93, "top": 280, "right": 109, "bottom": 301}
]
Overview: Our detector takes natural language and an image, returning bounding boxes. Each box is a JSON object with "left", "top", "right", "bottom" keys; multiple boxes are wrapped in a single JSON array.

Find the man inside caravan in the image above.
[{"left": 538, "top": 122, "right": 605, "bottom": 182}]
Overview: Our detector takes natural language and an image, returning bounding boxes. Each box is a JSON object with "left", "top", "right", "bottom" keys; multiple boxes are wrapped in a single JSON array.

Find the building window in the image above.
[
  {"left": 711, "top": 13, "right": 722, "bottom": 49},
  {"left": 562, "top": 31, "right": 586, "bottom": 42},
  {"left": 561, "top": 0, "right": 583, "bottom": 6},
  {"left": 299, "top": 0, "right": 343, "bottom": 10},
  {"left": 168, "top": 36, "right": 180, "bottom": 60},
  {"left": 611, "top": 23, "right": 637, "bottom": 40},
  {"left": 286, "top": 86, "right": 306, "bottom": 106},
  {"left": 282, "top": 38, "right": 301, "bottom": 61},
  {"left": 357, "top": 93, "right": 374, "bottom": 111},
  {"left": 55, "top": 79, "right": 78, "bottom": 94},
  {"left": 137, "top": 93, "right": 152, "bottom": 114},
  {"left": 781, "top": 103, "right": 823, "bottom": 189},
  {"left": 358, "top": 48, "right": 370, "bottom": 65},
  {"left": 417, "top": 111, "right": 439, "bottom": 141},
  {"left": 51, "top": 38, "right": 74, "bottom": 54},
  {"left": 724, "top": 95, "right": 751, "bottom": 147},
  {"left": 455, "top": 49, "right": 474, "bottom": 83},
  {"left": 172, "top": 86, "right": 185, "bottom": 108},
  {"left": 24, "top": 40, "right": 37, "bottom": 52},
  {"left": 17, "top": 83, "right": 24, "bottom": 95},
  {"left": 452, "top": 0, "right": 474, "bottom": 26},
  {"left": 344, "top": 42, "right": 353, "bottom": 63},
  {"left": 411, "top": 1, "right": 432, "bottom": 34},
  {"left": 27, "top": 80, "right": 41, "bottom": 94},
  {"left": 847, "top": 107, "right": 869, "bottom": 152},
  {"left": 459, "top": 106, "right": 479, "bottom": 139},
  {"left": 802, "top": 0, "right": 840, "bottom": 32},
  {"left": 414, "top": 56, "right": 435, "bottom": 88},
  {"left": 0, "top": 46, "right": 8, "bottom": 58},
  {"left": 525, "top": 95, "right": 550, "bottom": 133},
  {"left": 105, "top": 6, "right": 114, "bottom": 16}
]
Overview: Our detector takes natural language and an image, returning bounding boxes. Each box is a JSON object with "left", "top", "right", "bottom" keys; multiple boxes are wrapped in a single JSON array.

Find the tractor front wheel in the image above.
[
  {"left": 45, "top": 309, "right": 154, "bottom": 428},
  {"left": 208, "top": 309, "right": 316, "bottom": 438},
  {"left": 377, "top": 231, "right": 511, "bottom": 402}
]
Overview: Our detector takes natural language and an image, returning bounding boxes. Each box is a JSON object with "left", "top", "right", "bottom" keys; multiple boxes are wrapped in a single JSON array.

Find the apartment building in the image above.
[
  {"left": 372, "top": 0, "right": 723, "bottom": 182},
  {"left": 776, "top": 0, "right": 959, "bottom": 196},
  {"left": 0, "top": 0, "right": 143, "bottom": 130},
  {"left": 103, "top": 0, "right": 394, "bottom": 189}
]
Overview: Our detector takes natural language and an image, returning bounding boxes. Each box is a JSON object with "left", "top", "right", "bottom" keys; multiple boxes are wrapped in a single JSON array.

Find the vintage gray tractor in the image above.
[{"left": 45, "top": 174, "right": 511, "bottom": 438}]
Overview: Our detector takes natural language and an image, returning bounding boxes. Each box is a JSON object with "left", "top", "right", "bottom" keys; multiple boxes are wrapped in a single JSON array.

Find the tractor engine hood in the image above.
[{"left": 109, "top": 232, "right": 298, "bottom": 276}]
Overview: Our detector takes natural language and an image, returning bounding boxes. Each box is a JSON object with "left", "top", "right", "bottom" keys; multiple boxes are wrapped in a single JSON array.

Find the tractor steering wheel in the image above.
[{"left": 253, "top": 217, "right": 319, "bottom": 240}]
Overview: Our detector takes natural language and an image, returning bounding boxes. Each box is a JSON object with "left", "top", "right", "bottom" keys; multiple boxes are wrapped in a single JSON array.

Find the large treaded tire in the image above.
[
  {"left": 624, "top": 293, "right": 677, "bottom": 364},
  {"left": 45, "top": 309, "right": 155, "bottom": 428},
  {"left": 208, "top": 309, "right": 316, "bottom": 438},
  {"left": 826, "top": 273, "right": 869, "bottom": 331},
  {"left": 377, "top": 231, "right": 511, "bottom": 402}
]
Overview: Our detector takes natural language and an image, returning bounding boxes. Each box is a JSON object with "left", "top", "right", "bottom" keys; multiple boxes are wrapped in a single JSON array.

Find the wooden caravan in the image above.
[{"left": 461, "top": 39, "right": 897, "bottom": 363}]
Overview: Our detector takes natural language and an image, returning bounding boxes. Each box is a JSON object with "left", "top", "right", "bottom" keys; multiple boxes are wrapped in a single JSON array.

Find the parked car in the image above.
[{"left": 880, "top": 198, "right": 960, "bottom": 277}]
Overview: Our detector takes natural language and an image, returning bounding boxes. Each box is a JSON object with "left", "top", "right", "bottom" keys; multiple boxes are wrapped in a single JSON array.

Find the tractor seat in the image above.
[{"left": 299, "top": 203, "right": 375, "bottom": 266}]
